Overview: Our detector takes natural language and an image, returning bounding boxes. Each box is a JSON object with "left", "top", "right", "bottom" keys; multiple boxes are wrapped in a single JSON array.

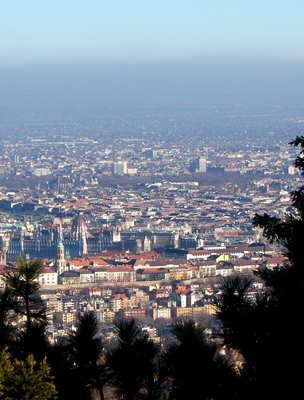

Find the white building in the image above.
[{"left": 38, "top": 268, "right": 58, "bottom": 286}]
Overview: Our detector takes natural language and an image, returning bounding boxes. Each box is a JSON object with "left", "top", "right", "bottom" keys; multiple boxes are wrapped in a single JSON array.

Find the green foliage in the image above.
[
  {"left": 4, "top": 256, "right": 44, "bottom": 292},
  {"left": 0, "top": 348, "right": 57, "bottom": 400},
  {"left": 3, "top": 257, "right": 46, "bottom": 322},
  {"left": 3, "top": 257, "right": 47, "bottom": 356}
]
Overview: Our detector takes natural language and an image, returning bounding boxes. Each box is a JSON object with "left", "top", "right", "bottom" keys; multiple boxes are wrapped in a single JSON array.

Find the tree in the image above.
[
  {"left": 68, "top": 311, "right": 107, "bottom": 400},
  {"left": 252, "top": 137, "right": 304, "bottom": 397},
  {"left": 215, "top": 276, "right": 277, "bottom": 399},
  {"left": 215, "top": 136, "right": 304, "bottom": 399},
  {"left": 3, "top": 257, "right": 47, "bottom": 357},
  {"left": 252, "top": 135, "right": 304, "bottom": 271},
  {"left": 0, "top": 287, "right": 17, "bottom": 350},
  {"left": 46, "top": 337, "right": 78, "bottom": 400},
  {"left": 216, "top": 276, "right": 254, "bottom": 347},
  {"left": 106, "top": 318, "right": 161, "bottom": 400},
  {"left": 162, "top": 319, "right": 235, "bottom": 400},
  {"left": 0, "top": 347, "right": 57, "bottom": 400}
]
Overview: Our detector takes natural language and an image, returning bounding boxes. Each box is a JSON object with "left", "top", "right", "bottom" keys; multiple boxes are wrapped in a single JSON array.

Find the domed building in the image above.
[{"left": 71, "top": 216, "right": 87, "bottom": 239}]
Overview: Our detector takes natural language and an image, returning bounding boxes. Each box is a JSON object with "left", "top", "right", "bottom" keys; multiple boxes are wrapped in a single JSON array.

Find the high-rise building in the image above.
[
  {"left": 143, "top": 149, "right": 157, "bottom": 159},
  {"left": 113, "top": 161, "right": 128, "bottom": 174},
  {"left": 190, "top": 157, "right": 207, "bottom": 173}
]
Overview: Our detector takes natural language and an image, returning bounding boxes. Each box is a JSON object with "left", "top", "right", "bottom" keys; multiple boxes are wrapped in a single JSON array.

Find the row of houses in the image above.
[
  {"left": 0, "top": 247, "right": 284, "bottom": 288},
  {"left": 59, "top": 266, "right": 136, "bottom": 285},
  {"left": 135, "top": 256, "right": 284, "bottom": 281}
]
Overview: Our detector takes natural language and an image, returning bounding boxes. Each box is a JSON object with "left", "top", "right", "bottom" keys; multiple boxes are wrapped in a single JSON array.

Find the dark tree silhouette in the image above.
[
  {"left": 252, "top": 137, "right": 304, "bottom": 398},
  {"left": 68, "top": 311, "right": 107, "bottom": 400},
  {"left": 0, "top": 287, "right": 17, "bottom": 350},
  {"left": 47, "top": 336, "right": 80, "bottom": 400},
  {"left": 216, "top": 276, "right": 254, "bottom": 347},
  {"left": 216, "top": 276, "right": 279, "bottom": 399},
  {"left": 162, "top": 319, "right": 236, "bottom": 400},
  {"left": 106, "top": 318, "right": 161, "bottom": 400},
  {"left": 216, "top": 136, "right": 304, "bottom": 400}
]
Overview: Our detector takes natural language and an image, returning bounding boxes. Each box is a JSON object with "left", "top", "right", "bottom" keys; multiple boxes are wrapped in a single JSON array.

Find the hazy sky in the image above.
[{"left": 1, "top": 1, "right": 304, "bottom": 111}]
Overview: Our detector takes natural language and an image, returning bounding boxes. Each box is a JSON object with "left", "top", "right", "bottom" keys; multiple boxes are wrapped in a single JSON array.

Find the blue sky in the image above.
[
  {"left": 1, "top": 1, "right": 304, "bottom": 111},
  {"left": 1, "top": 0, "right": 304, "bottom": 68}
]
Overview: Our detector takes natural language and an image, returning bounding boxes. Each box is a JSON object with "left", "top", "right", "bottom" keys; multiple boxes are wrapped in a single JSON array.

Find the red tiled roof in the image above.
[
  {"left": 137, "top": 268, "right": 170, "bottom": 274},
  {"left": 40, "top": 268, "right": 57, "bottom": 274}
]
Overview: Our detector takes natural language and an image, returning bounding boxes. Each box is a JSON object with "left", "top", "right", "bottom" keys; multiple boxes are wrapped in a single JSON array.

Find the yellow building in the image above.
[
  {"left": 171, "top": 306, "right": 204, "bottom": 319},
  {"left": 54, "top": 312, "right": 76, "bottom": 325},
  {"left": 216, "top": 254, "right": 230, "bottom": 262},
  {"left": 202, "top": 303, "right": 217, "bottom": 315},
  {"left": 169, "top": 268, "right": 191, "bottom": 281},
  {"left": 99, "top": 308, "right": 115, "bottom": 323}
]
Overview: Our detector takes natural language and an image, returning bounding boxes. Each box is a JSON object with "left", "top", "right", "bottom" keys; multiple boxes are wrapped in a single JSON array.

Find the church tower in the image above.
[
  {"left": 58, "top": 219, "right": 63, "bottom": 241},
  {"left": 143, "top": 235, "right": 151, "bottom": 252},
  {"left": 80, "top": 227, "right": 88, "bottom": 256},
  {"left": 56, "top": 239, "right": 66, "bottom": 276}
]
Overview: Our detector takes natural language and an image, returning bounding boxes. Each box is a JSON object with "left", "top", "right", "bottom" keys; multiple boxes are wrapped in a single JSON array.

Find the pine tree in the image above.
[
  {"left": 0, "top": 287, "right": 17, "bottom": 350},
  {"left": 162, "top": 320, "right": 235, "bottom": 400},
  {"left": 252, "top": 137, "right": 304, "bottom": 398},
  {"left": 68, "top": 311, "right": 107, "bottom": 400},
  {"left": 216, "top": 136, "right": 304, "bottom": 399},
  {"left": 0, "top": 347, "right": 57, "bottom": 400},
  {"left": 106, "top": 318, "right": 161, "bottom": 400},
  {"left": 3, "top": 257, "right": 48, "bottom": 358}
]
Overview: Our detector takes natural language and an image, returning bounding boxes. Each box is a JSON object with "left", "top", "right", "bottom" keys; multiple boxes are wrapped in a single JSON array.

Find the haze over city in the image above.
[{"left": 1, "top": 1, "right": 304, "bottom": 115}]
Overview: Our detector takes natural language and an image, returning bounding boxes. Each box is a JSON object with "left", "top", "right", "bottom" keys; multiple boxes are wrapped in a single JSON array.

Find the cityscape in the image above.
[
  {"left": 0, "top": 105, "right": 300, "bottom": 343},
  {"left": 1, "top": 1, "right": 304, "bottom": 398}
]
